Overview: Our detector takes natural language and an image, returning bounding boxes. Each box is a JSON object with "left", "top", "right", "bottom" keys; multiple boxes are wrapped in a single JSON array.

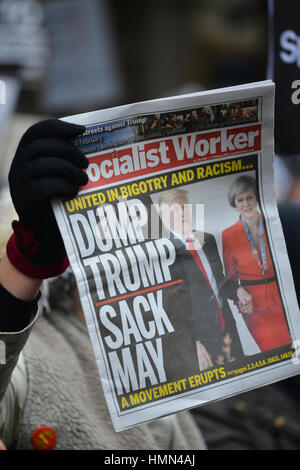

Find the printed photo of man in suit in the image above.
[{"left": 157, "top": 188, "right": 252, "bottom": 372}]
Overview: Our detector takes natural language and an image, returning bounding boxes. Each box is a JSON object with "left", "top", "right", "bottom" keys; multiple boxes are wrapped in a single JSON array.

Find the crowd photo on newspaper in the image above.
[{"left": 2, "top": 0, "right": 300, "bottom": 454}]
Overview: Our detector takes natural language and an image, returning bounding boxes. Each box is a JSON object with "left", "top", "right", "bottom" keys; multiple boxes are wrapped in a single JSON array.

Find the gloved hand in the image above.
[{"left": 6, "top": 119, "right": 88, "bottom": 279}]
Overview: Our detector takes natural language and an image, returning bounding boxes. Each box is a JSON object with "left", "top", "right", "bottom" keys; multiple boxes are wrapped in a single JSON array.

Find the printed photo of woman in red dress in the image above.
[{"left": 222, "top": 175, "right": 291, "bottom": 352}]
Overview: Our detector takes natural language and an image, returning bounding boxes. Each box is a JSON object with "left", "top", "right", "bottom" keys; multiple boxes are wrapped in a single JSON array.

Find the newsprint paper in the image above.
[{"left": 53, "top": 80, "right": 300, "bottom": 431}]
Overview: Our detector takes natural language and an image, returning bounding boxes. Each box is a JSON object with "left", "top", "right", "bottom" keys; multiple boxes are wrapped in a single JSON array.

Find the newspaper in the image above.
[{"left": 52, "top": 80, "right": 300, "bottom": 431}]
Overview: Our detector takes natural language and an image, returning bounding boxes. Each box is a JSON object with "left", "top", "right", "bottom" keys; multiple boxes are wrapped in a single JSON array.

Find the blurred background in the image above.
[{"left": 1, "top": 0, "right": 300, "bottom": 450}]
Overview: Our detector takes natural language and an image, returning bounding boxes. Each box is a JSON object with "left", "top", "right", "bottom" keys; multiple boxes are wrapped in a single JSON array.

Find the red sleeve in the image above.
[{"left": 222, "top": 229, "right": 238, "bottom": 281}]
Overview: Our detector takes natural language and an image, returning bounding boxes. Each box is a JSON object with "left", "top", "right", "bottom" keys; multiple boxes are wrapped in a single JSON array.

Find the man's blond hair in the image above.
[{"left": 158, "top": 188, "right": 189, "bottom": 206}]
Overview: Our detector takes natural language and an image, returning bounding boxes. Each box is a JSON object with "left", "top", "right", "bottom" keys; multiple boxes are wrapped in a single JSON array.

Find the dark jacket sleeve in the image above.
[
  {"left": 0, "top": 284, "right": 39, "bottom": 405},
  {"left": 203, "top": 233, "right": 239, "bottom": 301}
]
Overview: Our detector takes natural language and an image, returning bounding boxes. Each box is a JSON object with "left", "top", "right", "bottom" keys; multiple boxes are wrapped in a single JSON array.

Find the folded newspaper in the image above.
[{"left": 53, "top": 80, "right": 300, "bottom": 431}]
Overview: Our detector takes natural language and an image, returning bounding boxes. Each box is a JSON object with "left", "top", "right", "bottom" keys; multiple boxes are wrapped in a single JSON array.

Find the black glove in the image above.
[{"left": 7, "top": 119, "right": 88, "bottom": 278}]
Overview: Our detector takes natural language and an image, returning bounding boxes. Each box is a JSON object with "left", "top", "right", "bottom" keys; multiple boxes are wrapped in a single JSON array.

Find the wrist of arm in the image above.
[{"left": 0, "top": 254, "right": 42, "bottom": 302}]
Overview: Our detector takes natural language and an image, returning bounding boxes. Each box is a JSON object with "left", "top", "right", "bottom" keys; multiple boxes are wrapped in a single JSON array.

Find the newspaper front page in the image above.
[{"left": 53, "top": 80, "right": 300, "bottom": 431}]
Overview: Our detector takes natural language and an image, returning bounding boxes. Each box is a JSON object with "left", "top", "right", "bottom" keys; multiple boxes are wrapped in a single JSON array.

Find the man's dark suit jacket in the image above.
[{"left": 161, "top": 231, "right": 243, "bottom": 381}]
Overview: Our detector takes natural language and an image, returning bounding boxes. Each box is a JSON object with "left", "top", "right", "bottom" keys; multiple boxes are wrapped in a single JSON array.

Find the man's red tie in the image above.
[{"left": 186, "top": 237, "right": 225, "bottom": 331}]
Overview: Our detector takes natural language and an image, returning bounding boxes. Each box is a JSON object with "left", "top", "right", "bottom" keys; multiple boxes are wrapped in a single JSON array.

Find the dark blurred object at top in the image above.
[{"left": 112, "top": 0, "right": 267, "bottom": 103}]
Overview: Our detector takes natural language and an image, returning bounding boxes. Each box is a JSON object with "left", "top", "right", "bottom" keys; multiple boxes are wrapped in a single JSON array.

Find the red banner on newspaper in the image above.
[{"left": 85, "top": 124, "right": 261, "bottom": 189}]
